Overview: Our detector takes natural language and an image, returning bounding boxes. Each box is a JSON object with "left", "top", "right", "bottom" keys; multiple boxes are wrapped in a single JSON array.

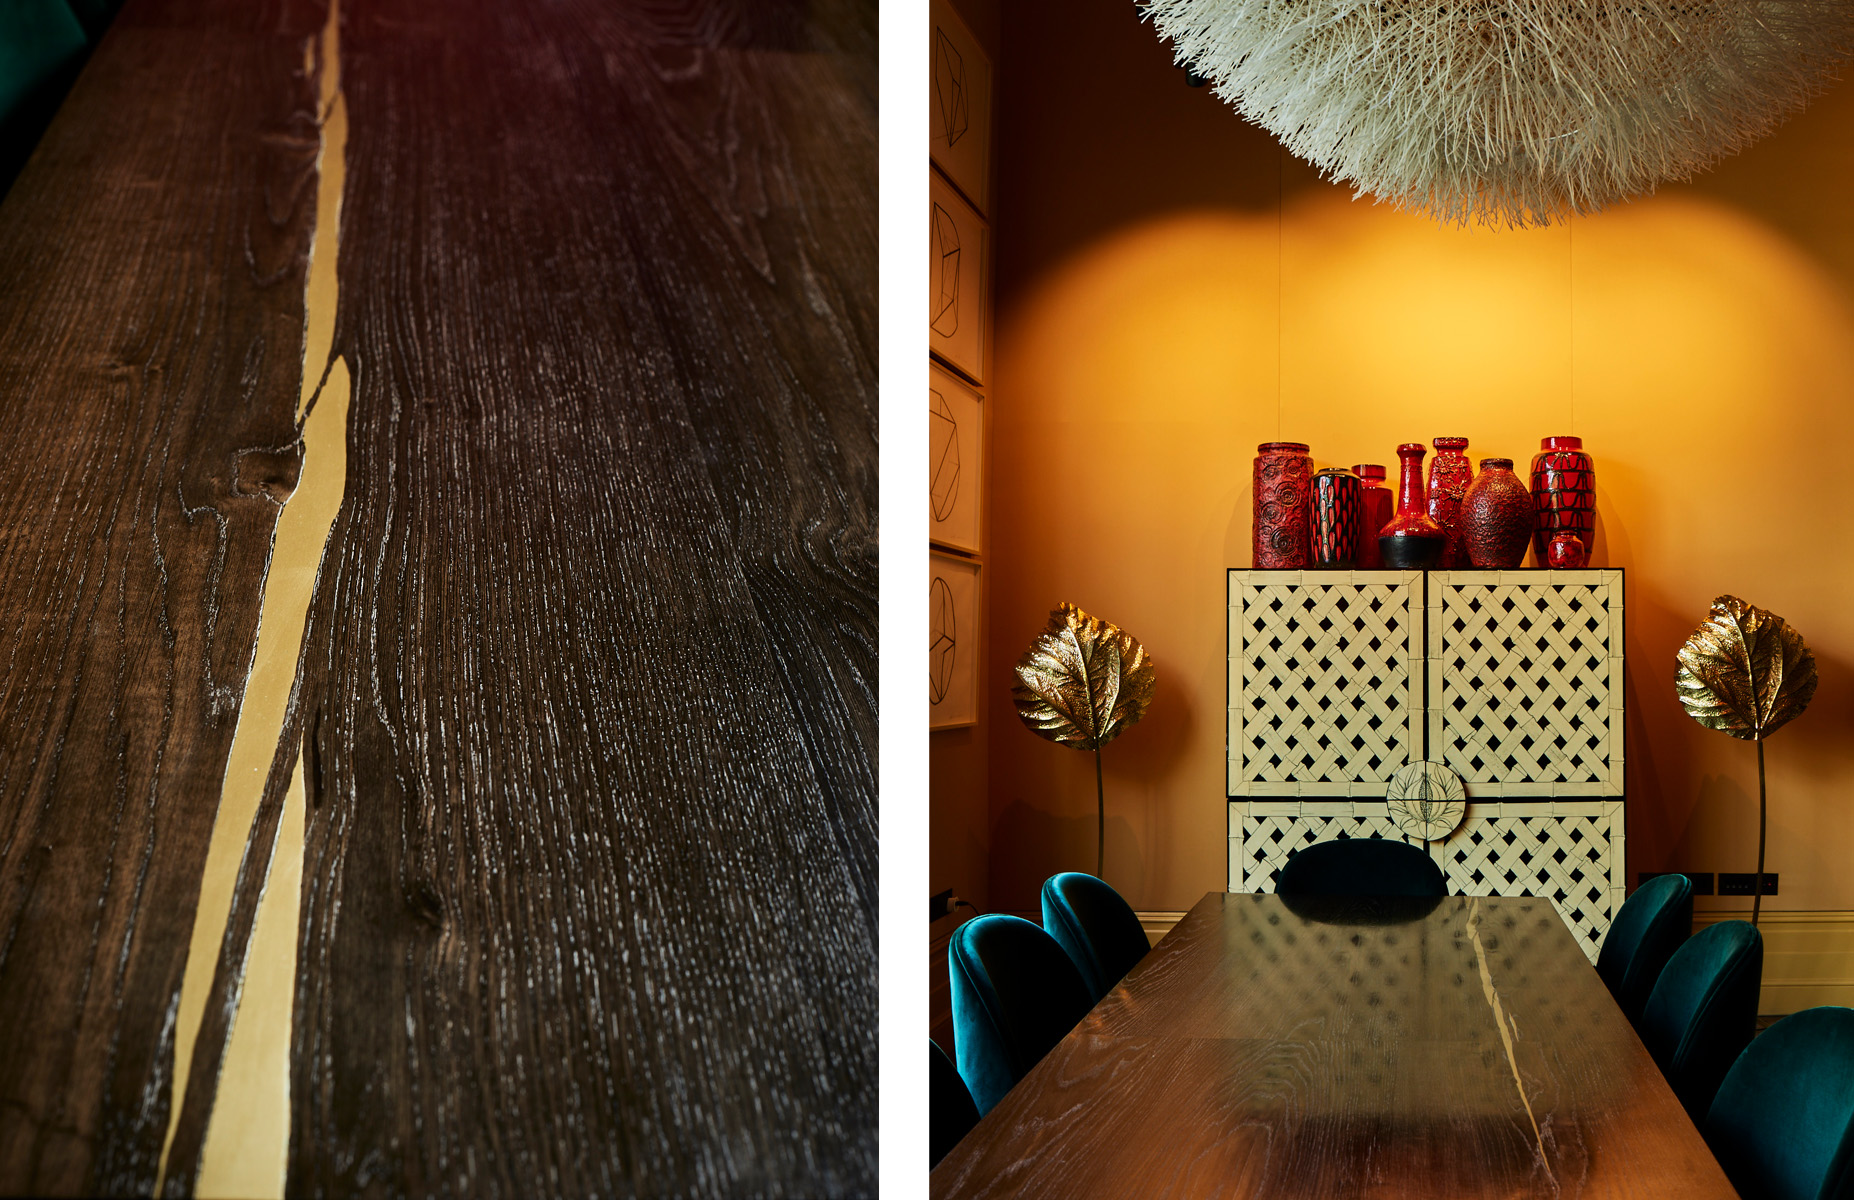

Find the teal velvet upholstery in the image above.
[
  {"left": 1596, "top": 873, "right": 1693, "bottom": 1024},
  {"left": 930, "top": 1040, "right": 980, "bottom": 1168},
  {"left": 1275, "top": 836, "right": 1446, "bottom": 897},
  {"left": 948, "top": 914, "right": 1095, "bottom": 1116},
  {"left": 0, "top": 0, "right": 88, "bottom": 197},
  {"left": 1639, "top": 919, "right": 1762, "bottom": 1120},
  {"left": 1705, "top": 1006, "right": 1854, "bottom": 1200},
  {"left": 1041, "top": 873, "right": 1151, "bottom": 1003}
]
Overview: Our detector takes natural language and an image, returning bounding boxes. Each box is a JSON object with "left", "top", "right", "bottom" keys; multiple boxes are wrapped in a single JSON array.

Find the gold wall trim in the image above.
[{"left": 157, "top": 0, "right": 349, "bottom": 1193}]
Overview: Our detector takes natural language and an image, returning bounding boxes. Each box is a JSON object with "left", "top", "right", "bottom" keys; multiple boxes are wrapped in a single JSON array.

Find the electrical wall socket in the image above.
[
  {"left": 1717, "top": 873, "right": 1778, "bottom": 896},
  {"left": 1639, "top": 871, "right": 1714, "bottom": 896},
  {"left": 931, "top": 889, "right": 956, "bottom": 921}
]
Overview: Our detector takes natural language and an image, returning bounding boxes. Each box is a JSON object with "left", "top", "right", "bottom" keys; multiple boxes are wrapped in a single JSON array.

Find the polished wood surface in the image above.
[
  {"left": 932, "top": 894, "right": 1740, "bottom": 1199},
  {"left": 0, "top": 0, "right": 876, "bottom": 1195}
]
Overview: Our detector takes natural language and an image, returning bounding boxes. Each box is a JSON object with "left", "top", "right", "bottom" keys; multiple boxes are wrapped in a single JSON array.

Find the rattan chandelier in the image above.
[{"left": 1145, "top": 1, "right": 1854, "bottom": 227}]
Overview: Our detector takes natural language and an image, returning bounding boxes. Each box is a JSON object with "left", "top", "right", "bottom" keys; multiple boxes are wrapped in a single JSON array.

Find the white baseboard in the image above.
[
  {"left": 1694, "top": 910, "right": 1854, "bottom": 1015},
  {"left": 1137, "top": 911, "right": 1188, "bottom": 947}
]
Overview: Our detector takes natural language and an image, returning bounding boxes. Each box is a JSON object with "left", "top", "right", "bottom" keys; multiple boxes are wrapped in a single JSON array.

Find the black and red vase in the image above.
[
  {"left": 1311, "top": 468, "right": 1360, "bottom": 568},
  {"left": 1460, "top": 458, "right": 1532, "bottom": 568},
  {"left": 1378, "top": 443, "right": 1446, "bottom": 568},
  {"left": 1426, "top": 436, "right": 1473, "bottom": 568},
  {"left": 1252, "top": 441, "right": 1313, "bottom": 568},
  {"left": 1352, "top": 463, "right": 1391, "bottom": 569},
  {"left": 1531, "top": 435, "right": 1596, "bottom": 564}
]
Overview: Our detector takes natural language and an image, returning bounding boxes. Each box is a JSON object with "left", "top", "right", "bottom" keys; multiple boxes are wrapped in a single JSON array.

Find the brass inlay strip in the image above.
[
  {"left": 1466, "top": 899, "right": 1554, "bottom": 1184},
  {"left": 156, "top": 0, "right": 349, "bottom": 1193}
]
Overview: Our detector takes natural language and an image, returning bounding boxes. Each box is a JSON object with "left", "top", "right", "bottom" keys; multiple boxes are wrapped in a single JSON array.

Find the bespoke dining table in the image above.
[
  {"left": 0, "top": 0, "right": 876, "bottom": 1196},
  {"left": 932, "top": 893, "right": 1741, "bottom": 1199}
]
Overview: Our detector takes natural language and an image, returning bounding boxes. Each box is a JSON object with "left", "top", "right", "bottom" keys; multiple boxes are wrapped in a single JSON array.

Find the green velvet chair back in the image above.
[
  {"left": 1596, "top": 873, "right": 1693, "bottom": 1024},
  {"left": 1275, "top": 836, "right": 1446, "bottom": 897},
  {"left": 1705, "top": 1006, "right": 1854, "bottom": 1200},
  {"left": 1041, "top": 873, "right": 1151, "bottom": 1003},
  {"left": 1639, "top": 919, "right": 1762, "bottom": 1120},
  {"left": 930, "top": 1040, "right": 980, "bottom": 1168},
  {"left": 0, "top": 0, "right": 89, "bottom": 197},
  {"left": 948, "top": 914, "right": 1095, "bottom": 1116}
]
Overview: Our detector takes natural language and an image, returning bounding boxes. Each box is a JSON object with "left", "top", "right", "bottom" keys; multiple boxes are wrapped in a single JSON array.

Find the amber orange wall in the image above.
[{"left": 986, "top": 0, "right": 1854, "bottom": 916}]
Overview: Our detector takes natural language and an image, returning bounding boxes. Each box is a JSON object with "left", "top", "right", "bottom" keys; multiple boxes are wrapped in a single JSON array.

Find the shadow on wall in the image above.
[{"left": 987, "top": 185, "right": 1854, "bottom": 912}]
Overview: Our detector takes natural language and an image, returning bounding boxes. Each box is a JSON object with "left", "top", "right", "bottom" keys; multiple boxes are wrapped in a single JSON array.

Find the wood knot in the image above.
[{"left": 233, "top": 443, "right": 305, "bottom": 504}]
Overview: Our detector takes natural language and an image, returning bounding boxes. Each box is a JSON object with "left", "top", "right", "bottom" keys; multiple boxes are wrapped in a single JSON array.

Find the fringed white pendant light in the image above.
[{"left": 1144, "top": 1, "right": 1854, "bottom": 227}]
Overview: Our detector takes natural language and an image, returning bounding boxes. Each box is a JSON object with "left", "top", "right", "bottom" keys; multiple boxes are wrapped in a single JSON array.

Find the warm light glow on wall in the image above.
[{"left": 990, "top": 187, "right": 1854, "bottom": 911}]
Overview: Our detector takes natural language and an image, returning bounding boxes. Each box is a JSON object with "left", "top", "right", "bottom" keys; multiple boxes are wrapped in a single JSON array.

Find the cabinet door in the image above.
[
  {"left": 1227, "top": 570, "right": 1425, "bottom": 796},
  {"left": 1428, "top": 570, "right": 1624, "bottom": 796}
]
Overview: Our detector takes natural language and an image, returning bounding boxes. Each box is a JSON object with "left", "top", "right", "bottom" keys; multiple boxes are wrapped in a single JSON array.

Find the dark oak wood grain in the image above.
[
  {"left": 0, "top": 0, "right": 876, "bottom": 1195},
  {"left": 931, "top": 894, "right": 1740, "bottom": 1200}
]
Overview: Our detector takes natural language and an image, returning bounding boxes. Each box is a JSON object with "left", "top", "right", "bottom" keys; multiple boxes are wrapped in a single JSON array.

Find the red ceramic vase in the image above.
[
  {"left": 1531, "top": 435, "right": 1596, "bottom": 564},
  {"left": 1352, "top": 464, "right": 1392, "bottom": 569},
  {"left": 1460, "top": 458, "right": 1532, "bottom": 568},
  {"left": 1253, "top": 441, "right": 1313, "bottom": 568},
  {"left": 1547, "top": 530, "right": 1589, "bottom": 569},
  {"left": 1378, "top": 443, "right": 1446, "bottom": 569},
  {"left": 1426, "top": 437, "right": 1473, "bottom": 568},
  {"left": 1311, "top": 468, "right": 1361, "bottom": 568}
]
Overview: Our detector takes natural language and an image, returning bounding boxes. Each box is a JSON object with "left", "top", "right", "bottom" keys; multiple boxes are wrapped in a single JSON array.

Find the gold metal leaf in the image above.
[
  {"left": 1675, "top": 595, "right": 1817, "bottom": 742},
  {"left": 1013, "top": 604, "right": 1156, "bottom": 751}
]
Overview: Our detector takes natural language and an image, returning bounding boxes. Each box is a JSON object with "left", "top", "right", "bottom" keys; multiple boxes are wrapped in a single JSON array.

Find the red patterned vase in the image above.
[
  {"left": 1460, "top": 458, "right": 1532, "bottom": 568},
  {"left": 1378, "top": 443, "right": 1445, "bottom": 569},
  {"left": 1426, "top": 436, "right": 1473, "bottom": 568},
  {"left": 1351, "top": 464, "right": 1391, "bottom": 569},
  {"left": 1252, "top": 441, "right": 1313, "bottom": 568},
  {"left": 1531, "top": 435, "right": 1596, "bottom": 564},
  {"left": 1547, "top": 530, "right": 1588, "bottom": 569},
  {"left": 1311, "top": 468, "right": 1360, "bottom": 568}
]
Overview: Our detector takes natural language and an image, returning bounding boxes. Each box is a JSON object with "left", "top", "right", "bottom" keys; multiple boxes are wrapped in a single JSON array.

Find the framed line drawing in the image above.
[
  {"left": 929, "top": 171, "right": 987, "bottom": 383},
  {"left": 929, "top": 550, "right": 980, "bottom": 729},
  {"left": 930, "top": 0, "right": 992, "bottom": 213},
  {"left": 930, "top": 361, "right": 982, "bottom": 554}
]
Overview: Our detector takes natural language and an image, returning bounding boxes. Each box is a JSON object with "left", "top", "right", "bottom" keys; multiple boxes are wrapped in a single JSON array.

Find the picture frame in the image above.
[
  {"left": 929, "top": 362, "right": 983, "bottom": 554},
  {"left": 929, "top": 550, "right": 981, "bottom": 729},
  {"left": 929, "top": 0, "right": 992, "bottom": 214},
  {"left": 929, "top": 171, "right": 987, "bottom": 384}
]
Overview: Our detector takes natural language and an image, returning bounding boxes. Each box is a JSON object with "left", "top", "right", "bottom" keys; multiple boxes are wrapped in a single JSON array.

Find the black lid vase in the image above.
[{"left": 1378, "top": 442, "right": 1445, "bottom": 569}]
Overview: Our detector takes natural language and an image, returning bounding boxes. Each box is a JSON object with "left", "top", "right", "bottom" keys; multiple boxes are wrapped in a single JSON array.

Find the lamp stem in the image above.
[
  {"left": 1095, "top": 746, "right": 1105, "bottom": 880},
  {"left": 1755, "top": 738, "right": 1767, "bottom": 928}
]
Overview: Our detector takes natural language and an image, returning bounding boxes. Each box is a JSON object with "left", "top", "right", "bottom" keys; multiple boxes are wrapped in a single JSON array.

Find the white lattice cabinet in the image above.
[{"left": 1227, "top": 569, "right": 1626, "bottom": 961}]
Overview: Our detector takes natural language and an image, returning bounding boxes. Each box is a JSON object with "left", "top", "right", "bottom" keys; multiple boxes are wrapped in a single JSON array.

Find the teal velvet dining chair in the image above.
[
  {"left": 1275, "top": 836, "right": 1446, "bottom": 897},
  {"left": 1596, "top": 873, "right": 1693, "bottom": 1025},
  {"left": 1041, "top": 873, "right": 1152, "bottom": 1003},
  {"left": 0, "top": 0, "right": 88, "bottom": 197},
  {"left": 1638, "top": 919, "right": 1762, "bottom": 1120},
  {"left": 948, "top": 914, "right": 1095, "bottom": 1116},
  {"left": 1705, "top": 1006, "right": 1854, "bottom": 1200},
  {"left": 930, "top": 1040, "right": 980, "bottom": 1168}
]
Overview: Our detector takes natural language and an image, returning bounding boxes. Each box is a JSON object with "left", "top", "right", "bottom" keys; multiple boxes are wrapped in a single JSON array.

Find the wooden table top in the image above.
[
  {"left": 932, "top": 893, "right": 1740, "bottom": 1200},
  {"left": 0, "top": 0, "right": 875, "bottom": 1195}
]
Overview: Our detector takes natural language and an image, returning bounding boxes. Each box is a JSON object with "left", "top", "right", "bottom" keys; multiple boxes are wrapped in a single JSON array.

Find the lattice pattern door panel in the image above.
[
  {"left": 1428, "top": 570, "right": 1623, "bottom": 796},
  {"left": 1229, "top": 800, "right": 1624, "bottom": 961},
  {"left": 1227, "top": 571, "right": 1424, "bottom": 796}
]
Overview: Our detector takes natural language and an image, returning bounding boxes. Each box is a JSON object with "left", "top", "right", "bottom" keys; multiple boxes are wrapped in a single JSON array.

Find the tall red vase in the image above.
[
  {"left": 1426, "top": 436, "right": 1472, "bottom": 568},
  {"left": 1378, "top": 443, "right": 1445, "bottom": 569},
  {"left": 1252, "top": 441, "right": 1313, "bottom": 568},
  {"left": 1530, "top": 435, "right": 1596, "bottom": 564},
  {"left": 1352, "top": 464, "right": 1391, "bottom": 569}
]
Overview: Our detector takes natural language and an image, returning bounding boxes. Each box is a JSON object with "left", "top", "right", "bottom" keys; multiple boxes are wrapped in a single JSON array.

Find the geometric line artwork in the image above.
[
  {"left": 930, "top": 388, "right": 959, "bottom": 521},
  {"left": 1228, "top": 571, "right": 1424, "bottom": 794},
  {"left": 931, "top": 203, "right": 960, "bottom": 337},
  {"left": 932, "top": 28, "right": 969, "bottom": 149},
  {"left": 929, "top": 574, "right": 956, "bottom": 704},
  {"left": 1430, "top": 570, "right": 1623, "bottom": 795},
  {"left": 1232, "top": 801, "right": 1622, "bottom": 962}
]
